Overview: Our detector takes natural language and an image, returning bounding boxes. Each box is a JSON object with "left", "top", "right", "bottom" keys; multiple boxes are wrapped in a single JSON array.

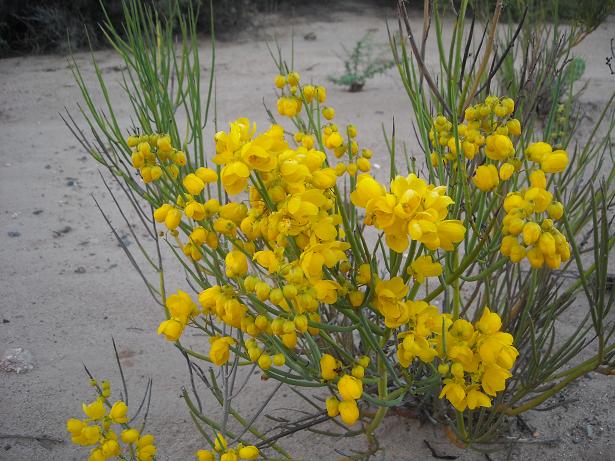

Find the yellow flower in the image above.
[
  {"left": 409, "top": 255, "right": 442, "bottom": 283},
  {"left": 348, "top": 290, "right": 365, "bottom": 308},
  {"left": 499, "top": 162, "right": 515, "bottom": 180},
  {"left": 209, "top": 336, "right": 235, "bottom": 366},
  {"left": 157, "top": 319, "right": 184, "bottom": 341},
  {"left": 547, "top": 201, "right": 564, "bottom": 220},
  {"left": 214, "top": 432, "right": 228, "bottom": 452},
  {"left": 481, "top": 364, "right": 512, "bottom": 396},
  {"left": 322, "top": 106, "right": 335, "bottom": 120},
  {"left": 287, "top": 71, "right": 300, "bottom": 86},
  {"left": 434, "top": 220, "right": 466, "bottom": 251},
  {"left": 197, "top": 450, "right": 215, "bottom": 461},
  {"left": 241, "top": 139, "right": 278, "bottom": 172},
  {"left": 221, "top": 161, "right": 250, "bottom": 195},
  {"left": 320, "top": 354, "right": 339, "bottom": 380},
  {"left": 540, "top": 149, "right": 569, "bottom": 173},
  {"left": 485, "top": 134, "right": 514, "bottom": 160},
  {"left": 507, "top": 118, "right": 521, "bottom": 136},
  {"left": 350, "top": 174, "right": 385, "bottom": 207},
  {"left": 337, "top": 375, "right": 363, "bottom": 401},
  {"left": 475, "top": 307, "right": 501, "bottom": 335},
  {"left": 238, "top": 446, "right": 260, "bottom": 460},
  {"left": 82, "top": 400, "right": 106, "bottom": 420},
  {"left": 166, "top": 290, "right": 197, "bottom": 323},
  {"left": 522, "top": 222, "right": 542, "bottom": 245},
  {"left": 529, "top": 169, "right": 547, "bottom": 189},
  {"left": 277, "top": 96, "right": 302, "bottom": 117},
  {"left": 225, "top": 250, "right": 248, "bottom": 278},
  {"left": 274, "top": 74, "right": 286, "bottom": 88},
  {"left": 164, "top": 208, "right": 182, "bottom": 230},
  {"left": 258, "top": 354, "right": 272, "bottom": 370},
  {"left": 136, "top": 434, "right": 157, "bottom": 461},
  {"left": 526, "top": 247, "right": 544, "bottom": 268},
  {"left": 326, "top": 396, "right": 340, "bottom": 417},
  {"left": 183, "top": 173, "right": 205, "bottom": 195},
  {"left": 121, "top": 429, "right": 140, "bottom": 444},
  {"left": 439, "top": 381, "right": 466, "bottom": 411},
  {"left": 466, "top": 389, "right": 492, "bottom": 410},
  {"left": 102, "top": 440, "right": 121, "bottom": 457},
  {"left": 338, "top": 399, "right": 359, "bottom": 425},
  {"left": 473, "top": 164, "right": 499, "bottom": 192},
  {"left": 66, "top": 418, "right": 84, "bottom": 436},
  {"left": 525, "top": 141, "right": 552, "bottom": 162},
  {"left": 195, "top": 167, "right": 218, "bottom": 183},
  {"left": 356, "top": 263, "right": 372, "bottom": 284},
  {"left": 109, "top": 401, "right": 128, "bottom": 424}
]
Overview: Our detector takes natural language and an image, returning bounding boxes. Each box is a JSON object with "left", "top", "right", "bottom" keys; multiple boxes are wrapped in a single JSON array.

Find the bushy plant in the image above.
[
  {"left": 63, "top": 0, "right": 615, "bottom": 459},
  {"left": 328, "top": 32, "right": 395, "bottom": 92}
]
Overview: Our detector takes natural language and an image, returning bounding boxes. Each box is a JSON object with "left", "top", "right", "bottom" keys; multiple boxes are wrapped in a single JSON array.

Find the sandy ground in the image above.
[{"left": 1, "top": 3, "right": 614, "bottom": 460}]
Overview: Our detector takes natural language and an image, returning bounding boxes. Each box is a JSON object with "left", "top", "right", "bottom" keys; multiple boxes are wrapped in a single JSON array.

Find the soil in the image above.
[{"left": 1, "top": 3, "right": 614, "bottom": 460}]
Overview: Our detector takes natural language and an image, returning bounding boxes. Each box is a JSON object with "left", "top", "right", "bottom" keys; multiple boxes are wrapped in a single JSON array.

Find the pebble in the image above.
[
  {"left": 8, "top": 231, "right": 20, "bottom": 237},
  {"left": 0, "top": 348, "right": 34, "bottom": 373},
  {"left": 74, "top": 267, "right": 86, "bottom": 274},
  {"left": 52, "top": 225, "right": 72, "bottom": 237}
]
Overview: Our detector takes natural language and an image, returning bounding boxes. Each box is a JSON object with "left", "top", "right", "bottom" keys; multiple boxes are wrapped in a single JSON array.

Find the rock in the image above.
[
  {"left": 52, "top": 225, "right": 72, "bottom": 237},
  {"left": 0, "top": 348, "right": 35, "bottom": 373},
  {"left": 304, "top": 32, "right": 317, "bottom": 41},
  {"left": 74, "top": 266, "right": 86, "bottom": 274},
  {"left": 7, "top": 231, "right": 20, "bottom": 237}
]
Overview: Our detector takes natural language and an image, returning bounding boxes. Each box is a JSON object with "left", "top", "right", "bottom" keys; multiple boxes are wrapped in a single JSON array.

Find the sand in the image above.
[{"left": 1, "top": 3, "right": 614, "bottom": 460}]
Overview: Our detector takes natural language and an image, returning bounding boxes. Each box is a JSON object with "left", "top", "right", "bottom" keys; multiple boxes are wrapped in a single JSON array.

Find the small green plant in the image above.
[{"left": 329, "top": 31, "right": 394, "bottom": 92}]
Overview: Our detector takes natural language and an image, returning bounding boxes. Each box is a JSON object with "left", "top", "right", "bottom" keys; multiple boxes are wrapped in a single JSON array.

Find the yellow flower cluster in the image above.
[
  {"left": 321, "top": 354, "right": 369, "bottom": 425},
  {"left": 370, "top": 276, "right": 517, "bottom": 411},
  {"left": 157, "top": 290, "right": 199, "bottom": 341},
  {"left": 67, "top": 380, "right": 156, "bottom": 461},
  {"left": 127, "top": 133, "right": 187, "bottom": 183},
  {"left": 196, "top": 432, "right": 260, "bottom": 460},
  {"left": 351, "top": 173, "right": 466, "bottom": 253},
  {"left": 130, "top": 73, "right": 525, "bottom": 428},
  {"left": 501, "top": 181, "right": 570, "bottom": 268},
  {"left": 499, "top": 141, "right": 570, "bottom": 269},
  {"left": 438, "top": 308, "right": 518, "bottom": 411},
  {"left": 430, "top": 96, "right": 520, "bottom": 166}
]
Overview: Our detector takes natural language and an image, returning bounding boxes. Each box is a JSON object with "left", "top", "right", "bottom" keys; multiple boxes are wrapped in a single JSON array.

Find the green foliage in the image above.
[
  {"left": 329, "top": 32, "right": 395, "bottom": 92},
  {"left": 0, "top": 0, "right": 254, "bottom": 57},
  {"left": 470, "top": 0, "right": 615, "bottom": 30}
]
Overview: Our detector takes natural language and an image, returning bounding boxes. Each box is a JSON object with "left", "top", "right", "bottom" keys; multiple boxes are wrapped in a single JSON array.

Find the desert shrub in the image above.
[
  {"left": 328, "top": 32, "right": 395, "bottom": 92},
  {"left": 63, "top": 0, "right": 614, "bottom": 459}
]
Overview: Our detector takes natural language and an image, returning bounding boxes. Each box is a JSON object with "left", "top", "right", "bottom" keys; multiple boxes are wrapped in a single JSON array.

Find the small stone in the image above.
[
  {"left": 0, "top": 348, "right": 35, "bottom": 373},
  {"left": 53, "top": 225, "right": 72, "bottom": 237},
  {"left": 74, "top": 267, "right": 86, "bottom": 274},
  {"left": 2, "top": 319, "right": 9, "bottom": 323},
  {"left": 586, "top": 424, "right": 594, "bottom": 438},
  {"left": 8, "top": 231, "right": 20, "bottom": 237},
  {"left": 33, "top": 209, "right": 43, "bottom": 215},
  {"left": 304, "top": 32, "right": 317, "bottom": 41}
]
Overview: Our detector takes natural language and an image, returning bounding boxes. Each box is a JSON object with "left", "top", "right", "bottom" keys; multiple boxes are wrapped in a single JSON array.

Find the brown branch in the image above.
[
  {"left": 397, "top": 0, "right": 452, "bottom": 117},
  {"left": 461, "top": 0, "right": 503, "bottom": 115}
]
